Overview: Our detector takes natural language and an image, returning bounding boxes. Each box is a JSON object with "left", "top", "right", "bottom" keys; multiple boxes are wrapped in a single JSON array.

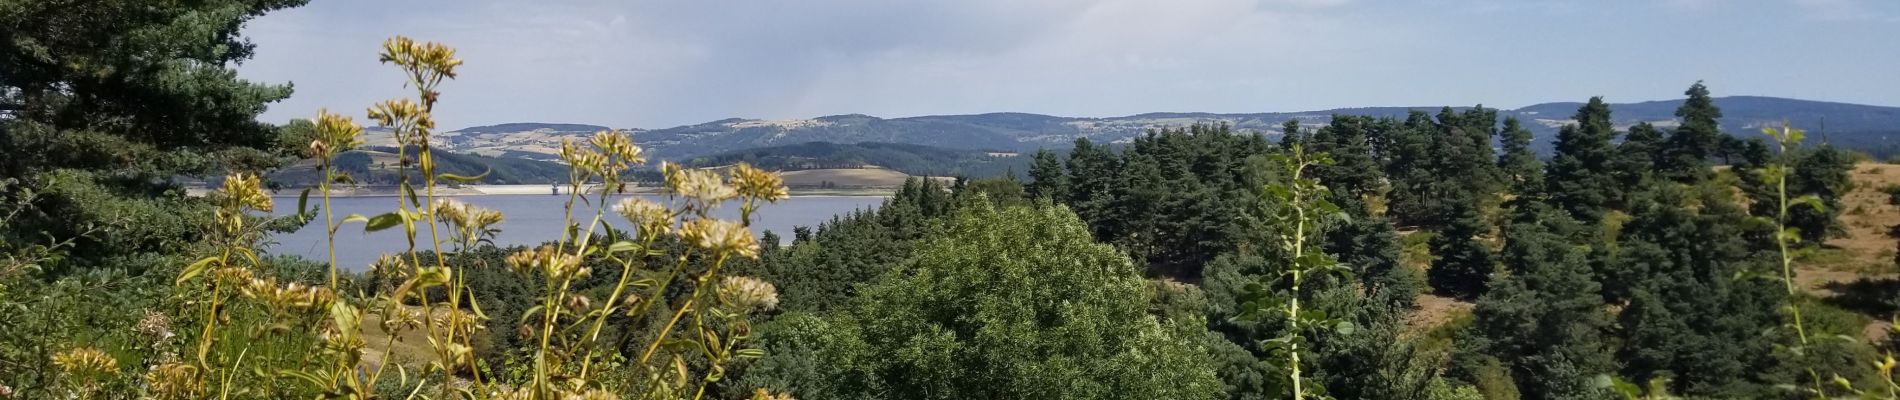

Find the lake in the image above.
[{"left": 265, "top": 194, "right": 886, "bottom": 270}]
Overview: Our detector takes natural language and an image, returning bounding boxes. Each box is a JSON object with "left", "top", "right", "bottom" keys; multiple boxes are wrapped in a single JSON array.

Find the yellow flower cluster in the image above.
[
  {"left": 590, "top": 129, "right": 646, "bottom": 171},
  {"left": 143, "top": 362, "right": 201, "bottom": 400},
  {"left": 560, "top": 137, "right": 608, "bottom": 175},
  {"left": 218, "top": 173, "right": 272, "bottom": 213},
  {"left": 212, "top": 266, "right": 255, "bottom": 286},
  {"left": 750, "top": 388, "right": 796, "bottom": 400},
  {"left": 730, "top": 163, "right": 790, "bottom": 202},
  {"left": 612, "top": 197, "right": 672, "bottom": 238},
  {"left": 505, "top": 245, "right": 587, "bottom": 281},
  {"left": 721, "top": 276, "right": 780, "bottom": 312},
  {"left": 309, "top": 108, "right": 364, "bottom": 159},
  {"left": 367, "top": 98, "right": 433, "bottom": 145},
  {"left": 434, "top": 198, "right": 504, "bottom": 246},
  {"left": 663, "top": 162, "right": 738, "bottom": 208},
  {"left": 52, "top": 347, "right": 118, "bottom": 377},
  {"left": 239, "top": 278, "right": 338, "bottom": 311},
  {"left": 380, "top": 36, "right": 462, "bottom": 81},
  {"left": 494, "top": 386, "right": 620, "bottom": 400},
  {"left": 682, "top": 219, "right": 759, "bottom": 259}
]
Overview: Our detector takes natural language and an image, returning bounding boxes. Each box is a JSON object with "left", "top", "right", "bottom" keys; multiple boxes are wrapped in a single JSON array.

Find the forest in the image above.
[{"left": 4, "top": 1, "right": 1900, "bottom": 400}]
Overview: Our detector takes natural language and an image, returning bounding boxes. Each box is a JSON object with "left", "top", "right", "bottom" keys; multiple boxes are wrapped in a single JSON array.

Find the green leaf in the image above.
[
  {"left": 1792, "top": 195, "right": 1826, "bottom": 212},
  {"left": 364, "top": 212, "right": 403, "bottom": 232},
  {"left": 402, "top": 181, "right": 421, "bottom": 207},
  {"left": 297, "top": 188, "right": 313, "bottom": 216},
  {"left": 439, "top": 168, "right": 492, "bottom": 183},
  {"left": 734, "top": 348, "right": 767, "bottom": 359},
  {"left": 606, "top": 240, "right": 640, "bottom": 254},
  {"left": 176, "top": 256, "right": 219, "bottom": 285}
]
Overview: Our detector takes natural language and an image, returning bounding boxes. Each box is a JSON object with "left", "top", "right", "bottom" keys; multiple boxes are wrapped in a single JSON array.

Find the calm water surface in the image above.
[{"left": 266, "top": 194, "right": 885, "bottom": 270}]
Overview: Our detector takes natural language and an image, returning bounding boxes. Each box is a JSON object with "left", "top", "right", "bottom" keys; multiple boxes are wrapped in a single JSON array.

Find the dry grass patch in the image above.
[{"left": 779, "top": 168, "right": 914, "bottom": 188}]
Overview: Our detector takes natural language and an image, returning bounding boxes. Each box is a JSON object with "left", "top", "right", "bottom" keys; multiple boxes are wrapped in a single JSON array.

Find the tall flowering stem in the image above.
[
  {"left": 310, "top": 109, "right": 363, "bottom": 288},
  {"left": 1238, "top": 144, "right": 1349, "bottom": 400},
  {"left": 1762, "top": 122, "right": 1829, "bottom": 398}
]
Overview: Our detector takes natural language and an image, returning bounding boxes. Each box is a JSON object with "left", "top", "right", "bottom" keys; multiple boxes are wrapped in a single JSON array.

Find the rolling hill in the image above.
[
  {"left": 685, "top": 142, "right": 1017, "bottom": 177},
  {"left": 268, "top": 146, "right": 571, "bottom": 186},
  {"left": 341, "top": 96, "right": 1900, "bottom": 163}
]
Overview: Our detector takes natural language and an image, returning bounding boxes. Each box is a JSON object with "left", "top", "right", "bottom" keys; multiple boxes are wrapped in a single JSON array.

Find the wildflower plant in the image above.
[
  {"left": 1236, "top": 144, "right": 1352, "bottom": 400},
  {"left": 163, "top": 36, "right": 792, "bottom": 400},
  {"left": 1756, "top": 123, "right": 1830, "bottom": 398}
]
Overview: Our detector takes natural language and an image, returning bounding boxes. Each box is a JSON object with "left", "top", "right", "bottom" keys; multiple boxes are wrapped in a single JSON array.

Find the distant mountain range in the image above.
[{"left": 353, "top": 96, "right": 1900, "bottom": 163}]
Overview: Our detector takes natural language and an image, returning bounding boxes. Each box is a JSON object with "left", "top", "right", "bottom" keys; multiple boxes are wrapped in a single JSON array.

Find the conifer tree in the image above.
[
  {"left": 1280, "top": 119, "right": 1306, "bottom": 151},
  {"left": 1456, "top": 106, "right": 1504, "bottom": 194},
  {"left": 1609, "top": 122, "right": 1664, "bottom": 207},
  {"left": 1788, "top": 145, "right": 1853, "bottom": 244},
  {"left": 1027, "top": 149, "right": 1069, "bottom": 200},
  {"left": 1384, "top": 111, "right": 1442, "bottom": 228},
  {"left": 1497, "top": 117, "right": 1545, "bottom": 203},
  {"left": 1463, "top": 211, "right": 1614, "bottom": 400},
  {"left": 1611, "top": 182, "right": 1780, "bottom": 397},
  {"left": 1311, "top": 115, "right": 1386, "bottom": 213},
  {"left": 1065, "top": 137, "right": 1120, "bottom": 236},
  {"left": 1546, "top": 97, "right": 1620, "bottom": 223},
  {"left": 1660, "top": 81, "right": 1723, "bottom": 182},
  {"left": 1428, "top": 188, "right": 1496, "bottom": 299}
]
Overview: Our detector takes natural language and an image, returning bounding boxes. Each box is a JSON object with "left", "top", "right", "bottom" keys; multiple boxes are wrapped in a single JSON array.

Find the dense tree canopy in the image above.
[{"left": 747, "top": 202, "right": 1222, "bottom": 400}]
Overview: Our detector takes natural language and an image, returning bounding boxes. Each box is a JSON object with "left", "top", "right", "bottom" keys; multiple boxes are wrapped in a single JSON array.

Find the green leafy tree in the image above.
[{"left": 755, "top": 202, "right": 1222, "bottom": 400}]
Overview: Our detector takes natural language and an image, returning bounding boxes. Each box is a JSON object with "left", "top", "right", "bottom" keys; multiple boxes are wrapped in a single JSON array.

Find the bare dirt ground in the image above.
[
  {"left": 779, "top": 168, "right": 914, "bottom": 188},
  {"left": 1407, "top": 293, "right": 1474, "bottom": 332}
]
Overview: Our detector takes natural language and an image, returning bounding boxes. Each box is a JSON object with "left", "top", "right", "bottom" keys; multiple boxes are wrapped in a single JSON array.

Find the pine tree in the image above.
[
  {"left": 1027, "top": 149, "right": 1069, "bottom": 200},
  {"left": 1609, "top": 122, "right": 1664, "bottom": 207},
  {"left": 1428, "top": 188, "right": 1496, "bottom": 299},
  {"left": 1456, "top": 106, "right": 1504, "bottom": 194},
  {"left": 1311, "top": 115, "right": 1387, "bottom": 213},
  {"left": 1463, "top": 211, "right": 1614, "bottom": 400},
  {"left": 1611, "top": 183, "right": 1780, "bottom": 396},
  {"left": 1546, "top": 97, "right": 1620, "bottom": 223},
  {"left": 1497, "top": 117, "right": 1545, "bottom": 203},
  {"left": 1065, "top": 137, "right": 1120, "bottom": 237},
  {"left": 1660, "top": 81, "right": 1723, "bottom": 182},
  {"left": 1788, "top": 145, "right": 1854, "bottom": 244},
  {"left": 1280, "top": 119, "right": 1306, "bottom": 151},
  {"left": 1385, "top": 111, "right": 1442, "bottom": 228}
]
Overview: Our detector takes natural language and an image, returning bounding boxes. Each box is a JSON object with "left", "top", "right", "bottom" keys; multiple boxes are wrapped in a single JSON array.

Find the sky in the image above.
[{"left": 238, "top": 0, "right": 1900, "bottom": 130}]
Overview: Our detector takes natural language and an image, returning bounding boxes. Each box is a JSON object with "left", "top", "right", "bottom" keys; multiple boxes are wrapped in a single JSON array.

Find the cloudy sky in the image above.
[{"left": 238, "top": 0, "right": 1900, "bottom": 129}]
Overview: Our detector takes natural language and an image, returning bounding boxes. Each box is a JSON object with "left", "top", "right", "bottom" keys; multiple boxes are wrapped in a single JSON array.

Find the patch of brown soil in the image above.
[
  {"left": 1819, "top": 162, "right": 1900, "bottom": 273},
  {"left": 1406, "top": 293, "right": 1474, "bottom": 332}
]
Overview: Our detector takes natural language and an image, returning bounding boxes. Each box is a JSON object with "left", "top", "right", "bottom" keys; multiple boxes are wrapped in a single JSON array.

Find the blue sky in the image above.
[{"left": 239, "top": 0, "right": 1900, "bottom": 129}]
